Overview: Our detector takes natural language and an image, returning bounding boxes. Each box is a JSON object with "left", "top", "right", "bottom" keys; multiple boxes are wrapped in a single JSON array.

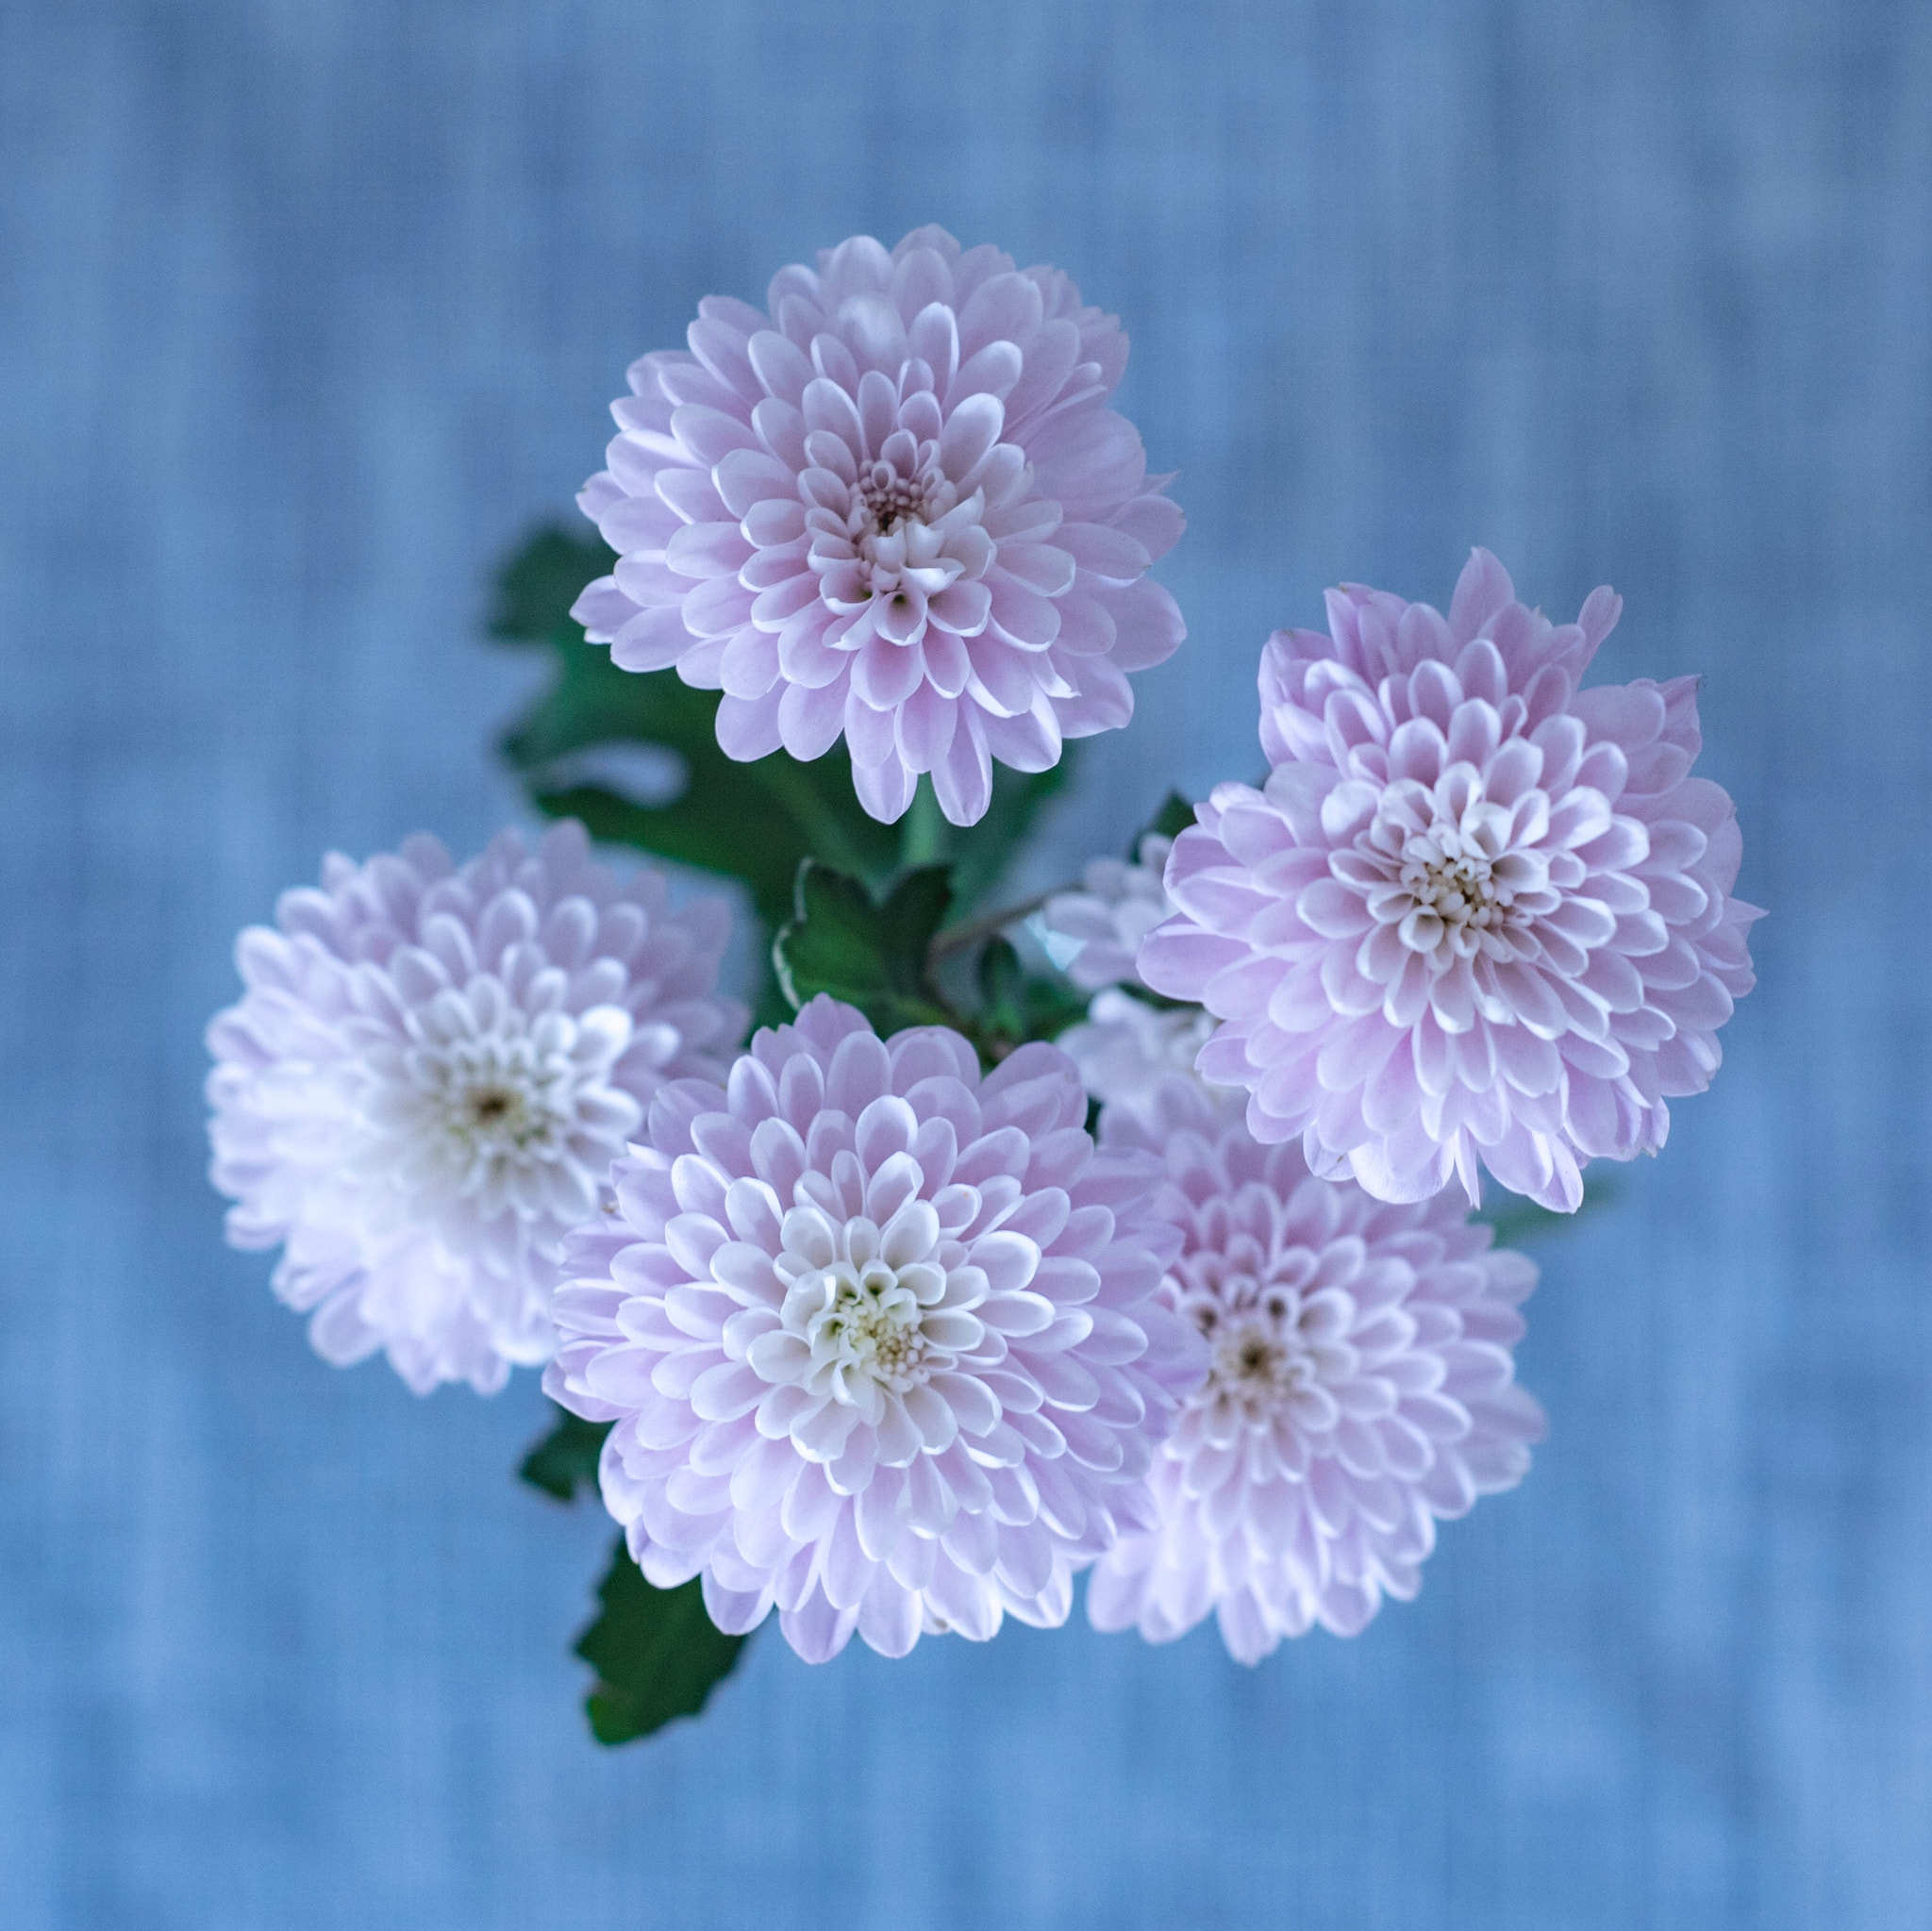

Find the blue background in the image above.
[{"left": 3, "top": 2, "right": 1926, "bottom": 1924}]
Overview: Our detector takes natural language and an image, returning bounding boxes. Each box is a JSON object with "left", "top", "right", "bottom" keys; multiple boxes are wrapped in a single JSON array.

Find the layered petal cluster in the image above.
[
  {"left": 1041, "top": 830, "right": 1245, "bottom": 1127},
  {"left": 207, "top": 823, "right": 745, "bottom": 1394},
  {"left": 1143, "top": 550, "right": 1762, "bottom": 1209},
  {"left": 1040, "top": 831, "right": 1175, "bottom": 990},
  {"left": 544, "top": 995, "right": 1202, "bottom": 1662},
  {"left": 573, "top": 225, "right": 1185, "bottom": 827},
  {"left": 1089, "top": 1078, "right": 1543, "bottom": 1660},
  {"left": 1059, "top": 988, "right": 1237, "bottom": 1128}
]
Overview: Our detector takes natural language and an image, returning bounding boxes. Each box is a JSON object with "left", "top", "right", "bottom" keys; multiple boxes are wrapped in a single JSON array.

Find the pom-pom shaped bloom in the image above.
[
  {"left": 1142, "top": 550, "right": 1762, "bottom": 1209},
  {"left": 1040, "top": 832, "right": 1175, "bottom": 990},
  {"left": 572, "top": 225, "right": 1185, "bottom": 827},
  {"left": 207, "top": 823, "right": 746, "bottom": 1395},
  {"left": 544, "top": 995, "right": 1201, "bottom": 1663},
  {"left": 1088, "top": 1078, "right": 1543, "bottom": 1660},
  {"left": 1059, "top": 987, "right": 1234, "bottom": 1126}
]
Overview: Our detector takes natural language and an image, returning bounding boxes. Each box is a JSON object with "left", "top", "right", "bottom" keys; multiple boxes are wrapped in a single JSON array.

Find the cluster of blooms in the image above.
[
  {"left": 204, "top": 827, "right": 1553, "bottom": 1664},
  {"left": 208, "top": 232, "right": 1759, "bottom": 1678},
  {"left": 571, "top": 225, "right": 1185, "bottom": 827}
]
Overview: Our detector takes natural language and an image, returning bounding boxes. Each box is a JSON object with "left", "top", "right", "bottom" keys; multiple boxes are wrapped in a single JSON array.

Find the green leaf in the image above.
[
  {"left": 772, "top": 862, "right": 956, "bottom": 1033},
  {"left": 525, "top": 776, "right": 815, "bottom": 934},
  {"left": 974, "top": 935, "right": 1091, "bottom": 1050},
  {"left": 517, "top": 1402, "right": 611, "bottom": 1504},
  {"left": 1477, "top": 1174, "right": 1622, "bottom": 1248},
  {"left": 1139, "top": 790, "right": 1197, "bottom": 846},
  {"left": 487, "top": 528, "right": 899, "bottom": 995},
  {"left": 575, "top": 1538, "right": 749, "bottom": 1746},
  {"left": 976, "top": 930, "right": 1025, "bottom": 1015},
  {"left": 486, "top": 524, "right": 1078, "bottom": 1017},
  {"left": 488, "top": 525, "right": 620, "bottom": 654}
]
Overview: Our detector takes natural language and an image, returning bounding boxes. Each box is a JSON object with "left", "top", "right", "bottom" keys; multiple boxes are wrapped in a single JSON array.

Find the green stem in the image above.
[
  {"left": 900, "top": 776, "right": 950, "bottom": 869},
  {"left": 927, "top": 889, "right": 1062, "bottom": 961},
  {"left": 756, "top": 757, "right": 879, "bottom": 882}
]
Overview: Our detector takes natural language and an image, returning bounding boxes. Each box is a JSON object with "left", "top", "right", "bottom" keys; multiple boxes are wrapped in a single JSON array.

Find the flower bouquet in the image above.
[{"left": 205, "top": 226, "right": 1759, "bottom": 1742}]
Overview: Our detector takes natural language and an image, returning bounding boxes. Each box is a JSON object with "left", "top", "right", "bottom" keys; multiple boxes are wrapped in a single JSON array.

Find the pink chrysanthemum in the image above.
[
  {"left": 1088, "top": 1077, "right": 1543, "bottom": 1660},
  {"left": 1040, "top": 831, "right": 1176, "bottom": 990},
  {"left": 544, "top": 995, "right": 1201, "bottom": 1663},
  {"left": 572, "top": 225, "right": 1185, "bottom": 826},
  {"left": 206, "top": 824, "right": 745, "bottom": 1394},
  {"left": 1058, "top": 988, "right": 1239, "bottom": 1128},
  {"left": 1141, "top": 550, "right": 1762, "bottom": 1209}
]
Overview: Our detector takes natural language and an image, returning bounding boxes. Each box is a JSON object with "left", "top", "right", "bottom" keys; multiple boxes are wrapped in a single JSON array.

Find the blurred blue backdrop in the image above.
[{"left": 2, "top": 2, "right": 1926, "bottom": 1925}]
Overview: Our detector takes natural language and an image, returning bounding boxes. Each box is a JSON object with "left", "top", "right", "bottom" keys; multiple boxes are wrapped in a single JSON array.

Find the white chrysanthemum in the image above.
[
  {"left": 1058, "top": 987, "right": 1243, "bottom": 1127},
  {"left": 1039, "top": 832, "right": 1174, "bottom": 990},
  {"left": 1088, "top": 1078, "right": 1544, "bottom": 1661},
  {"left": 545, "top": 995, "right": 1203, "bottom": 1663},
  {"left": 206, "top": 823, "right": 746, "bottom": 1395},
  {"left": 1042, "top": 832, "right": 1242, "bottom": 1131}
]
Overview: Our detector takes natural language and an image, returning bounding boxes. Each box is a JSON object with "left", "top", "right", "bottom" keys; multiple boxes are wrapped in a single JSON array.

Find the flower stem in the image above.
[
  {"left": 927, "top": 889, "right": 1063, "bottom": 961},
  {"left": 900, "top": 776, "right": 950, "bottom": 870}
]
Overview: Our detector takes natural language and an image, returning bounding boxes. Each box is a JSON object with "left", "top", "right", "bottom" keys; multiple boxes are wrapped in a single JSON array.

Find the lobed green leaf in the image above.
[
  {"left": 575, "top": 1539, "right": 749, "bottom": 1746},
  {"left": 1141, "top": 790, "right": 1198, "bottom": 845},
  {"left": 517, "top": 1402, "right": 612, "bottom": 1504},
  {"left": 773, "top": 862, "right": 955, "bottom": 1034},
  {"left": 974, "top": 935, "right": 1091, "bottom": 1051}
]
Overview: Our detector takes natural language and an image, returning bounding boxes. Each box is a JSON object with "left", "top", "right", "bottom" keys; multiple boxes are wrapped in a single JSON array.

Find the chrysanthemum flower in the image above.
[
  {"left": 1088, "top": 1078, "right": 1543, "bottom": 1660},
  {"left": 1141, "top": 550, "right": 1762, "bottom": 1209},
  {"left": 572, "top": 225, "right": 1185, "bottom": 827},
  {"left": 543, "top": 995, "right": 1201, "bottom": 1662},
  {"left": 206, "top": 824, "right": 746, "bottom": 1395},
  {"left": 1040, "top": 832, "right": 1175, "bottom": 990},
  {"left": 1058, "top": 987, "right": 1234, "bottom": 1125},
  {"left": 1041, "top": 832, "right": 1245, "bottom": 1126}
]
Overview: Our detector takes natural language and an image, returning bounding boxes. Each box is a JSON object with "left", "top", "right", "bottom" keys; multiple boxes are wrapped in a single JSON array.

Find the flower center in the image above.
[
  {"left": 1167, "top": 1219, "right": 1365, "bottom": 1450},
  {"left": 1185, "top": 1276, "right": 1313, "bottom": 1425},
  {"left": 348, "top": 994, "right": 640, "bottom": 1232},
  {"left": 773, "top": 1204, "right": 969, "bottom": 1414},
  {"left": 858, "top": 461, "right": 936, "bottom": 540},
  {"left": 805, "top": 1258, "right": 931, "bottom": 1391},
  {"left": 1402, "top": 824, "right": 1504, "bottom": 941},
  {"left": 438, "top": 1046, "right": 564, "bottom": 1161},
  {"left": 1349, "top": 772, "right": 1558, "bottom": 970},
  {"left": 844, "top": 449, "right": 967, "bottom": 597}
]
